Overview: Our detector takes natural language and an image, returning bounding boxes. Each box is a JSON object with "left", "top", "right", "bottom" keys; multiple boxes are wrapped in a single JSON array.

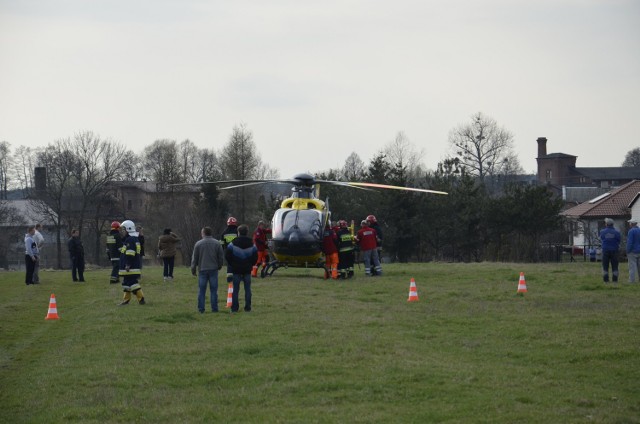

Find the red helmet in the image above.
[
  {"left": 227, "top": 217, "right": 238, "bottom": 226},
  {"left": 111, "top": 221, "right": 121, "bottom": 229},
  {"left": 366, "top": 215, "right": 377, "bottom": 224},
  {"left": 338, "top": 220, "right": 348, "bottom": 228}
]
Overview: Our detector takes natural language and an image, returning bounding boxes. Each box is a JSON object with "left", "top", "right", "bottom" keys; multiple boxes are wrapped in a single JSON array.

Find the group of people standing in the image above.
[
  {"left": 600, "top": 217, "right": 640, "bottom": 284},
  {"left": 24, "top": 223, "right": 85, "bottom": 284},
  {"left": 321, "top": 214, "right": 383, "bottom": 279},
  {"left": 191, "top": 217, "right": 261, "bottom": 313}
]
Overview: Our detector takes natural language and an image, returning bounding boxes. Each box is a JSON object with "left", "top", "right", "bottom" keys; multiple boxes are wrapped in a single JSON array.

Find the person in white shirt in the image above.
[
  {"left": 24, "top": 226, "right": 39, "bottom": 285},
  {"left": 32, "top": 223, "right": 45, "bottom": 283}
]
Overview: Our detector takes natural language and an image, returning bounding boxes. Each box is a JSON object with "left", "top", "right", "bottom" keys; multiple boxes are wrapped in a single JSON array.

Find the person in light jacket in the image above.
[
  {"left": 158, "top": 228, "right": 180, "bottom": 281},
  {"left": 626, "top": 218, "right": 640, "bottom": 283}
]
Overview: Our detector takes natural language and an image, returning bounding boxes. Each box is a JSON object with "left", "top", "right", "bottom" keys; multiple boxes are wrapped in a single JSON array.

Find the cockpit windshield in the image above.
[{"left": 272, "top": 208, "right": 324, "bottom": 240}]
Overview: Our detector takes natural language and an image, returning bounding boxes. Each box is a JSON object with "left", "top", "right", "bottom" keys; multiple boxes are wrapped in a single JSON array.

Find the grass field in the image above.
[{"left": 1, "top": 262, "right": 639, "bottom": 423}]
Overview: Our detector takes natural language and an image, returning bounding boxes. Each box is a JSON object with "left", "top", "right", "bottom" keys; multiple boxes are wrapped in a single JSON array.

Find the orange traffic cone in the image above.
[
  {"left": 517, "top": 272, "right": 528, "bottom": 294},
  {"left": 45, "top": 294, "right": 60, "bottom": 320},
  {"left": 226, "top": 283, "right": 233, "bottom": 308},
  {"left": 407, "top": 278, "right": 419, "bottom": 302}
]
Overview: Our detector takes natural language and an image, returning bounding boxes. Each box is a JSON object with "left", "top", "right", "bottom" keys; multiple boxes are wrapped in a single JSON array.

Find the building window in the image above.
[
  {"left": 545, "top": 170, "right": 552, "bottom": 181},
  {"left": 127, "top": 200, "right": 132, "bottom": 210},
  {"left": 580, "top": 177, "right": 586, "bottom": 183}
]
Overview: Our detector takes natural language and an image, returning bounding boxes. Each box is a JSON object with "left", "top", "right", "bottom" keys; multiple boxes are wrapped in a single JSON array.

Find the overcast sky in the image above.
[{"left": 1, "top": 0, "right": 639, "bottom": 179}]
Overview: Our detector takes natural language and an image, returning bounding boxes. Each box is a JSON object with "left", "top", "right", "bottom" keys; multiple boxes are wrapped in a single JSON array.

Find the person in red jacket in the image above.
[
  {"left": 322, "top": 222, "right": 339, "bottom": 279},
  {"left": 356, "top": 220, "right": 382, "bottom": 276},
  {"left": 251, "top": 220, "right": 272, "bottom": 277}
]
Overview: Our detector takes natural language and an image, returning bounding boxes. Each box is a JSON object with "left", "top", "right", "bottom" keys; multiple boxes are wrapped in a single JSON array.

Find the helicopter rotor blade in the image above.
[
  {"left": 345, "top": 182, "right": 448, "bottom": 195},
  {"left": 170, "top": 175, "right": 447, "bottom": 195},
  {"left": 218, "top": 181, "right": 274, "bottom": 190},
  {"left": 169, "top": 179, "right": 299, "bottom": 188},
  {"left": 314, "top": 180, "right": 375, "bottom": 191}
]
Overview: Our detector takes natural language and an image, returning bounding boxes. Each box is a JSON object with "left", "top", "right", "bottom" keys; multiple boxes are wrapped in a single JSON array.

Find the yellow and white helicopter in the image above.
[{"left": 208, "top": 173, "right": 447, "bottom": 277}]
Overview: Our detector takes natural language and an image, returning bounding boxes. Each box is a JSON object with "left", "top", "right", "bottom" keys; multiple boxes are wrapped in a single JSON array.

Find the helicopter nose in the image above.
[{"left": 288, "top": 231, "right": 301, "bottom": 245}]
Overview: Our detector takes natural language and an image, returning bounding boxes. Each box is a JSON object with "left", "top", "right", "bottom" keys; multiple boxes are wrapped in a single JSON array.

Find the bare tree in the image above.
[
  {"left": 66, "top": 131, "right": 129, "bottom": 263},
  {"left": 143, "top": 139, "right": 184, "bottom": 190},
  {"left": 11, "top": 145, "right": 39, "bottom": 197},
  {"left": 341, "top": 152, "right": 366, "bottom": 181},
  {"left": 197, "top": 148, "right": 221, "bottom": 182},
  {"left": 256, "top": 163, "right": 279, "bottom": 180},
  {"left": 219, "top": 123, "right": 263, "bottom": 222},
  {"left": 121, "top": 150, "right": 144, "bottom": 181},
  {"left": 178, "top": 139, "right": 202, "bottom": 184},
  {"left": 448, "top": 112, "right": 522, "bottom": 181},
  {"left": 384, "top": 131, "right": 425, "bottom": 181},
  {"left": 219, "top": 124, "right": 262, "bottom": 180},
  {"left": 622, "top": 148, "right": 640, "bottom": 167},
  {"left": 0, "top": 141, "right": 9, "bottom": 199},
  {"left": 67, "top": 131, "right": 129, "bottom": 232},
  {"left": 33, "top": 142, "right": 80, "bottom": 268}
]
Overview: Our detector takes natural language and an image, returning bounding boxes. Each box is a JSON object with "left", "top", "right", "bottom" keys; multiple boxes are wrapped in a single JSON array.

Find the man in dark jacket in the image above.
[
  {"left": 226, "top": 224, "right": 258, "bottom": 313},
  {"left": 220, "top": 216, "right": 239, "bottom": 284},
  {"left": 68, "top": 229, "right": 85, "bottom": 282},
  {"left": 600, "top": 217, "right": 621, "bottom": 284}
]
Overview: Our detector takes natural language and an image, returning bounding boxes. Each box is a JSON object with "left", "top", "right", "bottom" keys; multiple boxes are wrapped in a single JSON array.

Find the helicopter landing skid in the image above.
[{"left": 261, "top": 260, "right": 285, "bottom": 278}]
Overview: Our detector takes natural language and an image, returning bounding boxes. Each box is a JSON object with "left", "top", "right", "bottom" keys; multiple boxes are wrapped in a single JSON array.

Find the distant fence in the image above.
[{"left": 546, "top": 244, "right": 627, "bottom": 263}]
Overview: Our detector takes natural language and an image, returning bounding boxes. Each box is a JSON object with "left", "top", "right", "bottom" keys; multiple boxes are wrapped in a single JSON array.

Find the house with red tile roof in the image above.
[{"left": 561, "top": 180, "right": 640, "bottom": 249}]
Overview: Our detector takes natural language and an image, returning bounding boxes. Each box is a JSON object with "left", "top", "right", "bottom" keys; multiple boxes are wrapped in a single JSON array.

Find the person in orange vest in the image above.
[
  {"left": 322, "top": 222, "right": 339, "bottom": 279},
  {"left": 251, "top": 220, "right": 272, "bottom": 277}
]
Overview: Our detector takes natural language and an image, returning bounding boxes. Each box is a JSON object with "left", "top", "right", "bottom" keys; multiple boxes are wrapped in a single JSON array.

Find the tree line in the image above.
[{"left": 3, "top": 112, "right": 624, "bottom": 268}]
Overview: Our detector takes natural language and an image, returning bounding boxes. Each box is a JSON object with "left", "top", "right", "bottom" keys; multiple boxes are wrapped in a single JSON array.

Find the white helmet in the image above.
[{"left": 121, "top": 220, "right": 138, "bottom": 236}]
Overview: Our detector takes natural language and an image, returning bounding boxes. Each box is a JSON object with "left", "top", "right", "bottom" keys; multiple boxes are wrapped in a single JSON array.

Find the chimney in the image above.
[
  {"left": 34, "top": 167, "right": 47, "bottom": 192},
  {"left": 537, "top": 137, "right": 547, "bottom": 158}
]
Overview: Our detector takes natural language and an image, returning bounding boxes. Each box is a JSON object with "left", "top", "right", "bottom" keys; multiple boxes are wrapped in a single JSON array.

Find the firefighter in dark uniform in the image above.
[
  {"left": 336, "top": 220, "right": 355, "bottom": 279},
  {"left": 106, "top": 221, "right": 123, "bottom": 284},
  {"left": 118, "top": 220, "right": 145, "bottom": 306},
  {"left": 220, "top": 216, "right": 239, "bottom": 284}
]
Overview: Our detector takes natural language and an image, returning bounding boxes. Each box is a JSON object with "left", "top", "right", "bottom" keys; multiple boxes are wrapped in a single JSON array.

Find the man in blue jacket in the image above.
[
  {"left": 626, "top": 218, "right": 640, "bottom": 283},
  {"left": 600, "top": 218, "right": 621, "bottom": 284},
  {"left": 226, "top": 224, "right": 258, "bottom": 313}
]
